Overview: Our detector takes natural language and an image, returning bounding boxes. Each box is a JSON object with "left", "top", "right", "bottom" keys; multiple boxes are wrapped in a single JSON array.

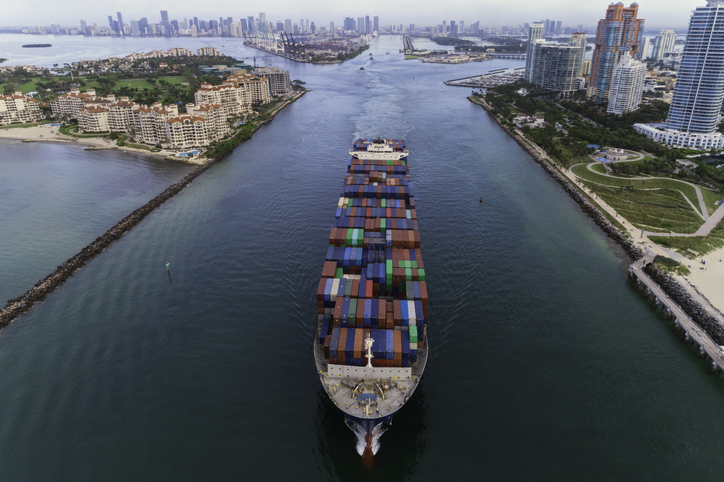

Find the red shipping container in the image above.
[
  {"left": 324, "top": 335, "right": 331, "bottom": 359},
  {"left": 419, "top": 282, "right": 428, "bottom": 311},
  {"left": 322, "top": 261, "right": 337, "bottom": 278},
  {"left": 378, "top": 300, "right": 387, "bottom": 324},
  {"left": 356, "top": 300, "right": 364, "bottom": 326},
  {"left": 316, "top": 279, "right": 327, "bottom": 302},
  {"left": 351, "top": 279, "right": 360, "bottom": 298},
  {"left": 339, "top": 328, "right": 348, "bottom": 363}
]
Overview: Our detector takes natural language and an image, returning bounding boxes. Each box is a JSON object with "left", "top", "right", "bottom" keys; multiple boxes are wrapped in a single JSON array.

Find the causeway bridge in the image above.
[{"left": 485, "top": 53, "right": 526, "bottom": 60}]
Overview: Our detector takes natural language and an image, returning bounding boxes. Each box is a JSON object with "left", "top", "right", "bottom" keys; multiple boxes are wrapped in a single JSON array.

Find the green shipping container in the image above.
[
  {"left": 348, "top": 298, "right": 358, "bottom": 325},
  {"left": 381, "top": 199, "right": 386, "bottom": 208},
  {"left": 411, "top": 261, "right": 418, "bottom": 269},
  {"left": 336, "top": 268, "right": 344, "bottom": 278},
  {"left": 405, "top": 268, "right": 412, "bottom": 281},
  {"left": 418, "top": 268, "right": 425, "bottom": 281},
  {"left": 381, "top": 218, "right": 386, "bottom": 230},
  {"left": 346, "top": 229, "right": 353, "bottom": 245},
  {"left": 386, "top": 260, "right": 393, "bottom": 276},
  {"left": 406, "top": 281, "right": 414, "bottom": 300},
  {"left": 409, "top": 326, "right": 418, "bottom": 343}
]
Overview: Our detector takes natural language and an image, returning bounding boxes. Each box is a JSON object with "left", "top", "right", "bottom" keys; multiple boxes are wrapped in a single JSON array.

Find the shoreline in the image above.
[
  {"left": 0, "top": 89, "right": 308, "bottom": 328},
  {"left": 468, "top": 95, "right": 724, "bottom": 354}
]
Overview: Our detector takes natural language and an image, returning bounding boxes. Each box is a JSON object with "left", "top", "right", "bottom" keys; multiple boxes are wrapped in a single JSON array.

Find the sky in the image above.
[{"left": 2, "top": 0, "right": 704, "bottom": 30}]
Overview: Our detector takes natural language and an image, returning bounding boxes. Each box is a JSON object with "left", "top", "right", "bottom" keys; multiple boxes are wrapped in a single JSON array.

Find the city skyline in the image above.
[{"left": 0, "top": 0, "right": 705, "bottom": 30}]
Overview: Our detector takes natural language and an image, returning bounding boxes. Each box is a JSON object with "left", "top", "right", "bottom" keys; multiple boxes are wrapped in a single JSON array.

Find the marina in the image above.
[{"left": 444, "top": 68, "right": 525, "bottom": 88}]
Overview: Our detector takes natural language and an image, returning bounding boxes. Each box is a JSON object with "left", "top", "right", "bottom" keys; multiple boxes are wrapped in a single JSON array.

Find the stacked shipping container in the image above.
[{"left": 316, "top": 139, "right": 427, "bottom": 369}]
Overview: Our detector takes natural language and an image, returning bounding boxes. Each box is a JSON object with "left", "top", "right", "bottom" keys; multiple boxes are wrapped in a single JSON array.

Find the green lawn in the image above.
[
  {"left": 649, "top": 222, "right": 724, "bottom": 257},
  {"left": 700, "top": 189, "right": 723, "bottom": 216},
  {"left": 0, "top": 120, "right": 51, "bottom": 129},
  {"left": 570, "top": 163, "right": 708, "bottom": 212},
  {"left": 590, "top": 162, "right": 607, "bottom": 174},
  {"left": 586, "top": 184, "right": 703, "bottom": 234}
]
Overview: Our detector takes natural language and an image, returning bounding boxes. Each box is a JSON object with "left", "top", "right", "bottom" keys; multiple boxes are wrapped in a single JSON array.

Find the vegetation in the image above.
[
  {"left": 332, "top": 45, "right": 370, "bottom": 62},
  {"left": 652, "top": 255, "right": 691, "bottom": 276},
  {"left": 649, "top": 222, "right": 724, "bottom": 257},
  {"left": 431, "top": 37, "right": 475, "bottom": 46}
]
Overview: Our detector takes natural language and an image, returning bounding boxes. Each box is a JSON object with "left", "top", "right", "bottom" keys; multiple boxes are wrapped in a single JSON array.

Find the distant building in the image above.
[
  {"left": 641, "top": 37, "right": 651, "bottom": 60},
  {"left": 589, "top": 3, "right": 645, "bottom": 103},
  {"left": 197, "top": 46, "right": 221, "bottom": 57},
  {"left": 525, "top": 31, "right": 586, "bottom": 95},
  {"left": 652, "top": 30, "right": 676, "bottom": 61},
  {"left": 253, "top": 67, "right": 291, "bottom": 95},
  {"left": 607, "top": 52, "right": 646, "bottom": 115}
]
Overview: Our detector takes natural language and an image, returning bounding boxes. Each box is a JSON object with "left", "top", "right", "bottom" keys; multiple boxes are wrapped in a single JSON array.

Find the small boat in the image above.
[
  {"left": 367, "top": 85, "right": 370, "bottom": 89},
  {"left": 370, "top": 58, "right": 374, "bottom": 61},
  {"left": 360, "top": 67, "right": 365, "bottom": 70}
]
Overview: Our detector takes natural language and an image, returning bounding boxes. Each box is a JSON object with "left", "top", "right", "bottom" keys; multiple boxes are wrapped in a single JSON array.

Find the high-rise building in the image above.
[
  {"left": 525, "top": 22, "right": 544, "bottom": 82},
  {"left": 410, "top": 24, "right": 415, "bottom": 32},
  {"left": 589, "top": 3, "right": 645, "bottom": 103},
  {"left": 607, "top": 52, "right": 646, "bottom": 115},
  {"left": 374, "top": 16, "right": 379, "bottom": 33},
  {"left": 641, "top": 37, "right": 651, "bottom": 59},
  {"left": 259, "top": 13, "right": 266, "bottom": 25},
  {"left": 276, "top": 21, "right": 284, "bottom": 32},
  {"left": 116, "top": 12, "right": 124, "bottom": 35},
  {"left": 526, "top": 31, "right": 586, "bottom": 95},
  {"left": 555, "top": 21, "right": 562, "bottom": 35},
  {"left": 285, "top": 19, "right": 292, "bottom": 33},
  {"left": 108, "top": 15, "right": 115, "bottom": 33},
  {"left": 581, "top": 58, "right": 592, "bottom": 76},
  {"left": 635, "top": 1, "right": 724, "bottom": 148},
  {"left": 366, "top": 16, "right": 370, "bottom": 34},
  {"left": 139, "top": 17, "right": 149, "bottom": 35},
  {"left": 80, "top": 19, "right": 87, "bottom": 33},
  {"left": 330, "top": 21, "right": 335, "bottom": 33},
  {"left": 357, "top": 17, "right": 364, "bottom": 33},
  {"left": 652, "top": 30, "right": 676, "bottom": 61},
  {"left": 544, "top": 19, "right": 550, "bottom": 35}
]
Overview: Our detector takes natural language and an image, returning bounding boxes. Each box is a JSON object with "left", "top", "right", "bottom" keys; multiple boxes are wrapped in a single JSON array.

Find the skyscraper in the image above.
[
  {"left": 259, "top": 13, "right": 266, "bottom": 25},
  {"left": 635, "top": 0, "right": 724, "bottom": 148},
  {"left": 668, "top": 1, "right": 724, "bottom": 136},
  {"left": 652, "top": 30, "right": 676, "bottom": 61},
  {"left": 544, "top": 19, "right": 550, "bottom": 35},
  {"left": 555, "top": 21, "right": 562, "bottom": 35},
  {"left": 589, "top": 3, "right": 644, "bottom": 103},
  {"left": 526, "top": 31, "right": 586, "bottom": 95},
  {"left": 525, "top": 23, "right": 544, "bottom": 82},
  {"left": 285, "top": 19, "right": 292, "bottom": 33},
  {"left": 366, "top": 15, "right": 370, "bottom": 34},
  {"left": 374, "top": 16, "right": 379, "bottom": 33},
  {"left": 116, "top": 12, "right": 124, "bottom": 35},
  {"left": 641, "top": 37, "right": 651, "bottom": 59},
  {"left": 607, "top": 52, "right": 646, "bottom": 115},
  {"left": 450, "top": 20, "right": 457, "bottom": 35}
]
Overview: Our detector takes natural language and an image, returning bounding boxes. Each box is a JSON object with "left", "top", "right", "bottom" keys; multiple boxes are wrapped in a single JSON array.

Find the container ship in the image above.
[{"left": 313, "top": 139, "right": 429, "bottom": 456}]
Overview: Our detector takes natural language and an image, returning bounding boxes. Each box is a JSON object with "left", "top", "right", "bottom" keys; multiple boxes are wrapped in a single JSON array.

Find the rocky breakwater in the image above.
[
  {"left": 468, "top": 97, "right": 643, "bottom": 262},
  {"left": 643, "top": 264, "right": 724, "bottom": 345},
  {"left": 0, "top": 159, "right": 216, "bottom": 327}
]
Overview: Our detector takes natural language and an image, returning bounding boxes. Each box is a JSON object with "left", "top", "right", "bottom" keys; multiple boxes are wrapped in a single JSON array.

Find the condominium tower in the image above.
[
  {"left": 589, "top": 3, "right": 645, "bottom": 103},
  {"left": 635, "top": 0, "right": 724, "bottom": 148},
  {"left": 607, "top": 52, "right": 646, "bottom": 115},
  {"left": 525, "top": 31, "right": 586, "bottom": 95}
]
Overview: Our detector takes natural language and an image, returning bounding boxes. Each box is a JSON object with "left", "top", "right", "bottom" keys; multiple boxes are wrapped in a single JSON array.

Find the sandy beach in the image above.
[
  {"left": 675, "top": 246, "right": 724, "bottom": 318},
  {"left": 0, "top": 124, "right": 205, "bottom": 163},
  {"left": 0, "top": 124, "right": 117, "bottom": 148}
]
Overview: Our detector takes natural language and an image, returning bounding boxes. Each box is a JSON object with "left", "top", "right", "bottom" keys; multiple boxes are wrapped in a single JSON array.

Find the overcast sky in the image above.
[{"left": 2, "top": 0, "right": 703, "bottom": 30}]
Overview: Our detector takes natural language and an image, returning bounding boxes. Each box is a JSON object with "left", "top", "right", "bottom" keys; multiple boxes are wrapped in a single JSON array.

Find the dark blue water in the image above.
[{"left": 2, "top": 35, "right": 724, "bottom": 481}]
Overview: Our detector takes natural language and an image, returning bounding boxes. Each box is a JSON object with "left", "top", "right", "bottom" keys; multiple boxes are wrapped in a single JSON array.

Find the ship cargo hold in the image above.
[{"left": 313, "top": 139, "right": 429, "bottom": 455}]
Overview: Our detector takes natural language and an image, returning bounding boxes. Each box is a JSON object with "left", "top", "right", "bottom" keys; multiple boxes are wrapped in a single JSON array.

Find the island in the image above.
[{"left": 22, "top": 44, "right": 52, "bottom": 48}]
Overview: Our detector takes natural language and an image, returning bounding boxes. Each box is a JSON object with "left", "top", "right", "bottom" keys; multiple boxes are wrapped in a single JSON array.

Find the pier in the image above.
[{"left": 629, "top": 257, "right": 724, "bottom": 371}]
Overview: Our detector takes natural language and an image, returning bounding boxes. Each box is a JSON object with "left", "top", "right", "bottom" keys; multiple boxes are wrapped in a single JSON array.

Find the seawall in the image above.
[{"left": 0, "top": 90, "right": 308, "bottom": 328}]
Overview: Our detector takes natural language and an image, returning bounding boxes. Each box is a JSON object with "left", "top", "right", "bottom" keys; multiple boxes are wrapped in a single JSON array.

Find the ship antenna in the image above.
[{"left": 365, "top": 337, "right": 374, "bottom": 368}]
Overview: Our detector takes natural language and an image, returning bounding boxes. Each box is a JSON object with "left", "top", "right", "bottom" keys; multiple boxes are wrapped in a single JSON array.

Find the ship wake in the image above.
[{"left": 346, "top": 418, "right": 387, "bottom": 456}]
